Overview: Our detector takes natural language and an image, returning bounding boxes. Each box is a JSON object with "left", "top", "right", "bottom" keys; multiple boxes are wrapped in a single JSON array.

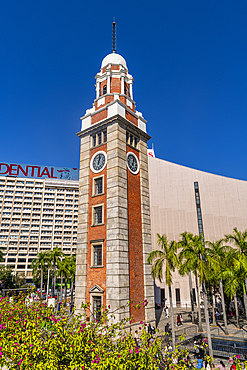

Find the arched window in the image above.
[
  {"left": 124, "top": 83, "right": 129, "bottom": 97},
  {"left": 103, "top": 85, "right": 107, "bottom": 95}
]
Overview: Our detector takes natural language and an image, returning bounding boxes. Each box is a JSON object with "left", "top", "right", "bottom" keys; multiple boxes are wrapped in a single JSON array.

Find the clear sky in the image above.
[{"left": 1, "top": 0, "right": 247, "bottom": 180}]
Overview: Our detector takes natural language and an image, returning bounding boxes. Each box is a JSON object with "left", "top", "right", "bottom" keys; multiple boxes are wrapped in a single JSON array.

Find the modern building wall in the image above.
[
  {"left": 0, "top": 175, "right": 79, "bottom": 280},
  {"left": 149, "top": 156, "right": 247, "bottom": 307}
]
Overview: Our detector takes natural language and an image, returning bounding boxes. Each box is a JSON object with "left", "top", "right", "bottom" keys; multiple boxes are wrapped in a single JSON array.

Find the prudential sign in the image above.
[{"left": 0, "top": 163, "right": 79, "bottom": 181}]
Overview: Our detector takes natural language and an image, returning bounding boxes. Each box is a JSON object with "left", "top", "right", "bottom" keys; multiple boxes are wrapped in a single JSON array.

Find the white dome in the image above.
[{"left": 101, "top": 53, "right": 127, "bottom": 69}]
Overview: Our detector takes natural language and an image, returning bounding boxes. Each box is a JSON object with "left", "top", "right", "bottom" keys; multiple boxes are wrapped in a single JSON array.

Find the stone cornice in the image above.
[{"left": 77, "top": 114, "right": 151, "bottom": 142}]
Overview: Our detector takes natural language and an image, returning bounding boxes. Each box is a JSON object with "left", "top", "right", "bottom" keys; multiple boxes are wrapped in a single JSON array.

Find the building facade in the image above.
[
  {"left": 74, "top": 52, "right": 156, "bottom": 324},
  {"left": 0, "top": 163, "right": 79, "bottom": 281},
  {"left": 149, "top": 156, "right": 247, "bottom": 308}
]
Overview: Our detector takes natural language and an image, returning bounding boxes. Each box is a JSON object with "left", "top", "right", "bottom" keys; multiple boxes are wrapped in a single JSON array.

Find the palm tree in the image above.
[
  {"left": 178, "top": 233, "right": 203, "bottom": 332},
  {"left": 55, "top": 258, "right": 71, "bottom": 305},
  {"left": 225, "top": 228, "right": 247, "bottom": 319},
  {"left": 31, "top": 252, "right": 49, "bottom": 293},
  {"left": 193, "top": 234, "right": 213, "bottom": 358},
  {"left": 46, "top": 247, "right": 64, "bottom": 298},
  {"left": 222, "top": 249, "right": 242, "bottom": 328},
  {"left": 178, "top": 232, "right": 196, "bottom": 324},
  {"left": 66, "top": 254, "right": 76, "bottom": 305},
  {"left": 206, "top": 239, "right": 230, "bottom": 335},
  {"left": 147, "top": 234, "right": 178, "bottom": 349}
]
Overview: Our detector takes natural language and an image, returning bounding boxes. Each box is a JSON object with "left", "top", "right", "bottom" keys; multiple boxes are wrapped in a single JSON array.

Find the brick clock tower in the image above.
[{"left": 75, "top": 41, "right": 155, "bottom": 325}]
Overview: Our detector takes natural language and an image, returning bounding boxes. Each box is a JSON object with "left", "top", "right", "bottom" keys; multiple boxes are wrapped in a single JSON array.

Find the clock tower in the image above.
[{"left": 75, "top": 36, "right": 155, "bottom": 325}]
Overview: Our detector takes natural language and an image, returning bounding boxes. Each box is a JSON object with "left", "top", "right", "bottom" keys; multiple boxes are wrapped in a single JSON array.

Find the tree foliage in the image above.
[{"left": 0, "top": 293, "right": 162, "bottom": 369}]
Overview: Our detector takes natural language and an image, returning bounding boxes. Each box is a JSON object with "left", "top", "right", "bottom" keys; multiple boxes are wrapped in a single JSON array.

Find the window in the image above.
[
  {"left": 98, "top": 133, "right": 102, "bottom": 145},
  {"left": 92, "top": 244, "right": 103, "bottom": 266},
  {"left": 94, "top": 177, "right": 103, "bottom": 196},
  {"left": 126, "top": 132, "right": 129, "bottom": 143},
  {"left": 175, "top": 288, "right": 181, "bottom": 306},
  {"left": 103, "top": 131, "right": 107, "bottom": 143},
  {"left": 134, "top": 137, "right": 138, "bottom": 147},
  {"left": 93, "top": 296, "right": 101, "bottom": 321},
  {"left": 93, "top": 205, "right": 103, "bottom": 225},
  {"left": 130, "top": 135, "right": 133, "bottom": 146},
  {"left": 92, "top": 135, "right": 96, "bottom": 147},
  {"left": 102, "top": 85, "right": 107, "bottom": 95}
]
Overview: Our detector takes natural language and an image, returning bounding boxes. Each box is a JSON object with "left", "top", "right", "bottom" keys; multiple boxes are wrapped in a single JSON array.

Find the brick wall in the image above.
[
  {"left": 91, "top": 109, "right": 108, "bottom": 125},
  {"left": 126, "top": 110, "right": 138, "bottom": 126},
  {"left": 111, "top": 78, "right": 121, "bottom": 94},
  {"left": 127, "top": 146, "right": 145, "bottom": 322},
  {"left": 86, "top": 143, "right": 107, "bottom": 307}
]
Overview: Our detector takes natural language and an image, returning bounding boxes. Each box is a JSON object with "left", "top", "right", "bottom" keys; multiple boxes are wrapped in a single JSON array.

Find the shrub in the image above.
[{"left": 0, "top": 293, "right": 162, "bottom": 369}]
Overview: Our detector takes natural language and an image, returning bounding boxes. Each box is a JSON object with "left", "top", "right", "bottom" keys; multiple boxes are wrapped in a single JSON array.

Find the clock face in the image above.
[
  {"left": 127, "top": 152, "right": 140, "bottom": 175},
  {"left": 90, "top": 151, "right": 107, "bottom": 173}
]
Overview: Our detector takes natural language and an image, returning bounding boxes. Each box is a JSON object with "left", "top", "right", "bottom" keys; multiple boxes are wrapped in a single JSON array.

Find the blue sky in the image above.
[{"left": 1, "top": 0, "right": 247, "bottom": 180}]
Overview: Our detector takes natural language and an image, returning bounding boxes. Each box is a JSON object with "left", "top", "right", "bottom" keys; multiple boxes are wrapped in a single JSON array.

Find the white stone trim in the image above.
[
  {"left": 91, "top": 203, "right": 104, "bottom": 226},
  {"left": 126, "top": 98, "right": 133, "bottom": 109},
  {"left": 97, "top": 97, "right": 105, "bottom": 108},
  {"left": 92, "top": 174, "right": 104, "bottom": 196}
]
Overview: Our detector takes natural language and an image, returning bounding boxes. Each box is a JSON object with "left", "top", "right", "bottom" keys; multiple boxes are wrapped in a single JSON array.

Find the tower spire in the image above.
[{"left": 112, "top": 19, "right": 116, "bottom": 53}]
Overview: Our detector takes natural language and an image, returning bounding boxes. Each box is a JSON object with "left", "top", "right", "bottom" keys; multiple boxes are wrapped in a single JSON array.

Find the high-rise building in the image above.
[
  {"left": 0, "top": 163, "right": 79, "bottom": 281},
  {"left": 75, "top": 50, "right": 156, "bottom": 325}
]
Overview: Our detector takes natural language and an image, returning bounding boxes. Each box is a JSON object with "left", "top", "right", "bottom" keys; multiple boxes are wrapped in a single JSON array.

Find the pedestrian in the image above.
[
  {"left": 151, "top": 324, "right": 155, "bottom": 335},
  {"left": 165, "top": 322, "right": 171, "bottom": 336},
  {"left": 148, "top": 335, "right": 154, "bottom": 346},
  {"left": 165, "top": 305, "right": 169, "bottom": 318},
  {"left": 148, "top": 323, "right": 152, "bottom": 334},
  {"left": 180, "top": 314, "right": 183, "bottom": 325},
  {"left": 216, "top": 361, "right": 225, "bottom": 370},
  {"left": 134, "top": 330, "right": 139, "bottom": 347},
  {"left": 197, "top": 358, "right": 203, "bottom": 369},
  {"left": 177, "top": 314, "right": 181, "bottom": 326}
]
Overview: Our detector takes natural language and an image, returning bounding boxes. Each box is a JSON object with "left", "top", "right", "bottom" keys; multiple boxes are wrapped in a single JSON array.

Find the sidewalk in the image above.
[{"left": 157, "top": 306, "right": 247, "bottom": 339}]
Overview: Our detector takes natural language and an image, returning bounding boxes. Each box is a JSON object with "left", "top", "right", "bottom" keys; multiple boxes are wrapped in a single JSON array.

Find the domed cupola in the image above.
[
  {"left": 101, "top": 52, "right": 127, "bottom": 70},
  {"left": 80, "top": 21, "right": 147, "bottom": 133}
]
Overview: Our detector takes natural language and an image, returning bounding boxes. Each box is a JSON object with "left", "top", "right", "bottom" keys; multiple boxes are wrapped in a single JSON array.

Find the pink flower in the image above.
[
  {"left": 140, "top": 321, "right": 143, "bottom": 324},
  {"left": 236, "top": 355, "right": 240, "bottom": 359},
  {"left": 18, "top": 359, "right": 23, "bottom": 365},
  {"left": 129, "top": 349, "right": 133, "bottom": 353}
]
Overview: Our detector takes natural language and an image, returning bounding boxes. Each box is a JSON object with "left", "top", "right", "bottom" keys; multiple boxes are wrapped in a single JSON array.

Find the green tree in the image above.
[
  {"left": 0, "top": 266, "right": 14, "bottom": 289},
  {"left": 55, "top": 257, "right": 71, "bottom": 305},
  {"left": 206, "top": 239, "right": 230, "bottom": 335},
  {"left": 147, "top": 234, "right": 178, "bottom": 349},
  {"left": 178, "top": 233, "right": 203, "bottom": 332},
  {"left": 178, "top": 232, "right": 196, "bottom": 324},
  {"left": 46, "top": 247, "right": 64, "bottom": 298},
  {"left": 67, "top": 254, "right": 76, "bottom": 305},
  {"left": 222, "top": 248, "right": 241, "bottom": 328},
  {"left": 0, "top": 245, "right": 5, "bottom": 263},
  {"left": 31, "top": 252, "right": 50, "bottom": 293},
  {"left": 225, "top": 227, "right": 247, "bottom": 319},
  {"left": 193, "top": 234, "right": 213, "bottom": 357}
]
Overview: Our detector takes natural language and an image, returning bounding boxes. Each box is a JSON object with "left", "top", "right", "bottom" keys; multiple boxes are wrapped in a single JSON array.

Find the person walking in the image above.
[
  {"left": 180, "top": 314, "right": 183, "bottom": 325},
  {"left": 177, "top": 314, "right": 181, "bottom": 326},
  {"left": 165, "top": 305, "right": 169, "bottom": 318},
  {"left": 134, "top": 330, "right": 139, "bottom": 347},
  {"left": 216, "top": 361, "right": 225, "bottom": 370}
]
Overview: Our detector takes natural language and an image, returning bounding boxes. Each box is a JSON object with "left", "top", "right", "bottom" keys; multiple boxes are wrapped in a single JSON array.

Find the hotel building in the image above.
[{"left": 0, "top": 163, "right": 79, "bottom": 282}]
